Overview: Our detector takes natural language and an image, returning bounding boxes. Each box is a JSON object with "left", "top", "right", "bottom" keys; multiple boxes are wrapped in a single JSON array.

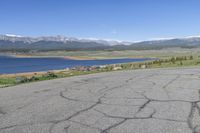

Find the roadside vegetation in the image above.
[{"left": 0, "top": 54, "right": 199, "bottom": 88}]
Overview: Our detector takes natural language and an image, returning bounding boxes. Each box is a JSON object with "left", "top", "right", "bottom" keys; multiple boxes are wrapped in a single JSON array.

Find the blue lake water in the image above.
[{"left": 0, "top": 56, "right": 152, "bottom": 74}]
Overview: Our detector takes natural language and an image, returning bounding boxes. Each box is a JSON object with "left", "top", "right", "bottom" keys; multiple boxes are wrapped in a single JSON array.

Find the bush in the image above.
[
  {"left": 17, "top": 77, "right": 29, "bottom": 83},
  {"left": 41, "top": 72, "right": 58, "bottom": 80},
  {"left": 189, "top": 56, "right": 193, "bottom": 60},
  {"left": 46, "top": 72, "right": 58, "bottom": 78},
  {"left": 16, "top": 76, "right": 40, "bottom": 83},
  {"left": 29, "top": 76, "right": 40, "bottom": 81}
]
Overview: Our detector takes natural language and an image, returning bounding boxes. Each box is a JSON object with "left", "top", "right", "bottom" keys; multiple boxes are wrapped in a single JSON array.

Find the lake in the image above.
[{"left": 0, "top": 56, "right": 151, "bottom": 74}]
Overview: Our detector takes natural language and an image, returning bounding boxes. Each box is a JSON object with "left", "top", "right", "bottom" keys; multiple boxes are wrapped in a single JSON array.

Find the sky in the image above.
[{"left": 1, "top": 0, "right": 200, "bottom": 41}]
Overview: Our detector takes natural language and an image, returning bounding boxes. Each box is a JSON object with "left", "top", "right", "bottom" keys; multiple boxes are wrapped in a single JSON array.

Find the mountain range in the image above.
[{"left": 1, "top": 34, "right": 200, "bottom": 51}]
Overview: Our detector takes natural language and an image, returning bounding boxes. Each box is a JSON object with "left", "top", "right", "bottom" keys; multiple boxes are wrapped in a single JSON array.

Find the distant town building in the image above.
[
  {"left": 65, "top": 68, "right": 70, "bottom": 71},
  {"left": 141, "top": 65, "right": 147, "bottom": 69},
  {"left": 113, "top": 66, "right": 122, "bottom": 70}
]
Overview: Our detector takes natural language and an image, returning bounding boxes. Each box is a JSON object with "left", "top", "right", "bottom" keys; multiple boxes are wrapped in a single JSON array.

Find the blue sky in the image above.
[{"left": 1, "top": 0, "right": 200, "bottom": 41}]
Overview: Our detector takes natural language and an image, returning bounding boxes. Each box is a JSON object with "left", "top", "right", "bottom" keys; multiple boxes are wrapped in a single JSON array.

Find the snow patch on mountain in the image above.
[{"left": 5, "top": 34, "right": 23, "bottom": 38}]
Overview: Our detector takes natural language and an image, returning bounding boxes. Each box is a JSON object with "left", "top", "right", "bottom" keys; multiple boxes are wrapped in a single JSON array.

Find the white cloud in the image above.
[
  {"left": 184, "top": 35, "right": 200, "bottom": 38},
  {"left": 149, "top": 37, "right": 175, "bottom": 41}
]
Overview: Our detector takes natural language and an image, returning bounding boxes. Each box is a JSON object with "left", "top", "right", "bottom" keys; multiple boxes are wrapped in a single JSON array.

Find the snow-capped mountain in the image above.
[
  {"left": 0, "top": 34, "right": 126, "bottom": 45},
  {"left": 0, "top": 34, "right": 127, "bottom": 51},
  {"left": 1, "top": 34, "right": 200, "bottom": 51}
]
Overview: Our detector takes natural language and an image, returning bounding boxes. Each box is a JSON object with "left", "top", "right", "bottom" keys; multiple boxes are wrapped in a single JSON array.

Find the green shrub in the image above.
[
  {"left": 46, "top": 72, "right": 58, "bottom": 78},
  {"left": 29, "top": 76, "right": 40, "bottom": 81}
]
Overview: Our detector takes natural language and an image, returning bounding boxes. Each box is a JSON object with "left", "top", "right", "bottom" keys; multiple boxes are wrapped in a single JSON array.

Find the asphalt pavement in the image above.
[{"left": 0, "top": 68, "right": 200, "bottom": 133}]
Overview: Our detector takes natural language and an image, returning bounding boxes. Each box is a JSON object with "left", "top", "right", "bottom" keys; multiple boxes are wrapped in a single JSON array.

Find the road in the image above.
[{"left": 0, "top": 68, "right": 200, "bottom": 133}]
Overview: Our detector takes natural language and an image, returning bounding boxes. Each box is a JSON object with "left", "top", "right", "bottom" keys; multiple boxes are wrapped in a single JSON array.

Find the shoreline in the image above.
[
  {"left": 0, "top": 57, "right": 155, "bottom": 78},
  {"left": 0, "top": 69, "right": 66, "bottom": 78},
  {"left": 6, "top": 54, "right": 150, "bottom": 60},
  {"left": 2, "top": 53, "right": 97, "bottom": 60},
  {"left": 2, "top": 52, "right": 151, "bottom": 60}
]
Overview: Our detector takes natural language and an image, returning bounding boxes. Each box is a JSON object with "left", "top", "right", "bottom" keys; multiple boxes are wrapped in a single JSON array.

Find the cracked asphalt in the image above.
[{"left": 0, "top": 68, "right": 200, "bottom": 133}]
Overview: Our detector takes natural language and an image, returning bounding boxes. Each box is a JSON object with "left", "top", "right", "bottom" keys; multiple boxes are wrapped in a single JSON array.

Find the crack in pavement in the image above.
[
  {"left": 0, "top": 107, "right": 6, "bottom": 115},
  {"left": 101, "top": 119, "right": 127, "bottom": 133},
  {"left": 95, "top": 108, "right": 156, "bottom": 133},
  {"left": 141, "top": 92, "right": 200, "bottom": 103},
  {"left": 198, "top": 90, "right": 200, "bottom": 100},
  {"left": 162, "top": 75, "right": 181, "bottom": 98},
  {"left": 69, "top": 120, "right": 102, "bottom": 131},
  {"left": 0, "top": 125, "right": 18, "bottom": 131},
  {"left": 99, "top": 74, "right": 158, "bottom": 97},
  {"left": 187, "top": 88, "right": 200, "bottom": 133},
  {"left": 136, "top": 100, "right": 151, "bottom": 113},
  {"left": 49, "top": 95, "right": 104, "bottom": 133},
  {"left": 162, "top": 75, "right": 181, "bottom": 89},
  {"left": 151, "top": 117, "right": 187, "bottom": 123},
  {"left": 60, "top": 91, "right": 82, "bottom": 102},
  {"left": 63, "top": 125, "right": 70, "bottom": 133},
  {"left": 187, "top": 102, "right": 198, "bottom": 133},
  {"left": 95, "top": 104, "right": 189, "bottom": 133},
  {"left": 59, "top": 75, "right": 200, "bottom": 133},
  {"left": 0, "top": 121, "right": 54, "bottom": 132}
]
